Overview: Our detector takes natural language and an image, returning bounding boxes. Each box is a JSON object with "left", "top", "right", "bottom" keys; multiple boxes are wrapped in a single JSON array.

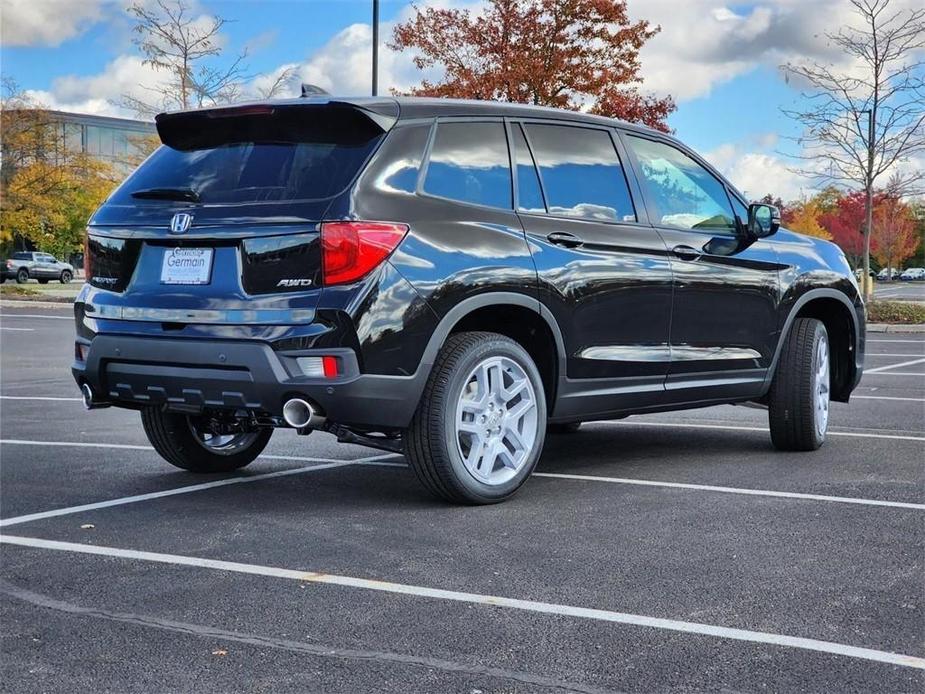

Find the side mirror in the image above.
[{"left": 747, "top": 203, "right": 780, "bottom": 239}]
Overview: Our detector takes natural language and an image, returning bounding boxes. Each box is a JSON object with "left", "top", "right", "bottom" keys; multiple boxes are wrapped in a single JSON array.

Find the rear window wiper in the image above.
[{"left": 130, "top": 187, "right": 201, "bottom": 202}]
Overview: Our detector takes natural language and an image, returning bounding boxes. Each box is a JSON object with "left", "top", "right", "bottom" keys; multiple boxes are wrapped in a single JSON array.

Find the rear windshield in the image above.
[
  {"left": 110, "top": 106, "right": 385, "bottom": 205},
  {"left": 111, "top": 139, "right": 381, "bottom": 205}
]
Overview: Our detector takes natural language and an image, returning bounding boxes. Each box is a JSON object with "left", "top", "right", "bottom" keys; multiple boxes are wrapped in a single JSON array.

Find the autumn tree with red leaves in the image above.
[
  {"left": 872, "top": 195, "right": 920, "bottom": 275},
  {"left": 390, "top": 0, "right": 675, "bottom": 131}
]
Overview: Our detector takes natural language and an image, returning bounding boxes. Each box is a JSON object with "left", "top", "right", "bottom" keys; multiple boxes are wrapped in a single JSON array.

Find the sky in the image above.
[{"left": 1, "top": 0, "right": 922, "bottom": 202}]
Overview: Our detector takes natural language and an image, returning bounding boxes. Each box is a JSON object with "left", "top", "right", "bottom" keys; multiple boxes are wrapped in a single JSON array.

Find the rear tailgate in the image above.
[{"left": 85, "top": 100, "right": 397, "bottom": 322}]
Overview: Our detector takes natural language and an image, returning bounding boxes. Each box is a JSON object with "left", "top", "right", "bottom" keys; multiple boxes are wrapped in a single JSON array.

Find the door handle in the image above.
[
  {"left": 671, "top": 244, "right": 702, "bottom": 261},
  {"left": 546, "top": 232, "right": 583, "bottom": 248}
]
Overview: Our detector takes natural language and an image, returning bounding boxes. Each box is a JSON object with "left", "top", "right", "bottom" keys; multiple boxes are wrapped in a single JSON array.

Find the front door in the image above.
[
  {"left": 513, "top": 121, "right": 673, "bottom": 419},
  {"left": 621, "top": 133, "right": 781, "bottom": 401}
]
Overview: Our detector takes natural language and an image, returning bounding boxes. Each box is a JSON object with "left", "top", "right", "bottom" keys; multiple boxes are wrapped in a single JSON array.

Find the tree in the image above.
[
  {"left": 1, "top": 79, "right": 117, "bottom": 258},
  {"left": 121, "top": 0, "right": 248, "bottom": 117},
  {"left": 390, "top": 0, "right": 675, "bottom": 131},
  {"left": 781, "top": 0, "right": 925, "bottom": 296},
  {"left": 872, "top": 192, "right": 920, "bottom": 274},
  {"left": 758, "top": 193, "right": 786, "bottom": 216},
  {"left": 784, "top": 198, "right": 833, "bottom": 240},
  {"left": 819, "top": 190, "right": 870, "bottom": 268}
]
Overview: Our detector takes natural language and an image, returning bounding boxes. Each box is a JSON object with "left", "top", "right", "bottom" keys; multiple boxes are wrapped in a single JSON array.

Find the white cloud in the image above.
[
  {"left": 630, "top": 0, "right": 925, "bottom": 102},
  {"left": 703, "top": 140, "right": 814, "bottom": 201},
  {"left": 0, "top": 0, "right": 106, "bottom": 47}
]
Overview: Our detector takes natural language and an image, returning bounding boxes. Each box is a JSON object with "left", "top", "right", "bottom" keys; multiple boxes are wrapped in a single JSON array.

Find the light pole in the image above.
[
  {"left": 859, "top": 108, "right": 874, "bottom": 296},
  {"left": 372, "top": 0, "right": 379, "bottom": 96}
]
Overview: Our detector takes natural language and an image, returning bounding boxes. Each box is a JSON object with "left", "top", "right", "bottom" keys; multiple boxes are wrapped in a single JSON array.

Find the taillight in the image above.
[{"left": 321, "top": 221, "right": 409, "bottom": 286}]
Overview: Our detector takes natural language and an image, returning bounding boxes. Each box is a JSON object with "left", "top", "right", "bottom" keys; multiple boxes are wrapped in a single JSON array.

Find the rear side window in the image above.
[
  {"left": 423, "top": 122, "right": 512, "bottom": 209},
  {"left": 526, "top": 124, "right": 636, "bottom": 222},
  {"left": 12, "top": 252, "right": 31, "bottom": 260},
  {"left": 626, "top": 136, "right": 736, "bottom": 232},
  {"left": 511, "top": 124, "right": 545, "bottom": 213}
]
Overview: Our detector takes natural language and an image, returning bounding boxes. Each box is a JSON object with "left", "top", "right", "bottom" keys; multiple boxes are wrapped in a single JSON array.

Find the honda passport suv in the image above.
[{"left": 73, "top": 96, "right": 865, "bottom": 504}]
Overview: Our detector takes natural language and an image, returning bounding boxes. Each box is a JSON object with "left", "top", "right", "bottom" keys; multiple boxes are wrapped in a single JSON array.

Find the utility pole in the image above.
[{"left": 371, "top": 0, "right": 379, "bottom": 96}]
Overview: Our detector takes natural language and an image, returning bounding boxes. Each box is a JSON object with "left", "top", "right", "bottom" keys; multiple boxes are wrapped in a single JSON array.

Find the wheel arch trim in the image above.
[{"left": 763, "top": 288, "right": 861, "bottom": 394}]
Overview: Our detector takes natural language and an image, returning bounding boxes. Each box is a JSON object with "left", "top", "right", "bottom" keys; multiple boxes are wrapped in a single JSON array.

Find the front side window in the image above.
[
  {"left": 525, "top": 124, "right": 636, "bottom": 222},
  {"left": 423, "top": 121, "right": 512, "bottom": 209},
  {"left": 627, "top": 136, "right": 737, "bottom": 232}
]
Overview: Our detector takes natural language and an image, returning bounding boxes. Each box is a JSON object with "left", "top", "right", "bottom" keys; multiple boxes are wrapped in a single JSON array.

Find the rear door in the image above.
[
  {"left": 514, "top": 121, "right": 673, "bottom": 419},
  {"left": 621, "top": 133, "right": 781, "bottom": 400}
]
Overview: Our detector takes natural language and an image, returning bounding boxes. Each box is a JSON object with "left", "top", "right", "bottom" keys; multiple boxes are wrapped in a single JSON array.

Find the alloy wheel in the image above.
[{"left": 454, "top": 356, "right": 538, "bottom": 486}]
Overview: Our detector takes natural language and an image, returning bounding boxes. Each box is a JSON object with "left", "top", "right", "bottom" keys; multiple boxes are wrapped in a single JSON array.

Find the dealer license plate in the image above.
[{"left": 160, "top": 248, "right": 213, "bottom": 285}]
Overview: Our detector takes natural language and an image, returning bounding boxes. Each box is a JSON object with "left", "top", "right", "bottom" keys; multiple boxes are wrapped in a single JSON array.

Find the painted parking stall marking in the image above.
[{"left": 2, "top": 534, "right": 922, "bottom": 670}]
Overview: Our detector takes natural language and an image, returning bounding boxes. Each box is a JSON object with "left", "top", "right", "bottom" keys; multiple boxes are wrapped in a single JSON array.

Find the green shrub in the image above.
[{"left": 867, "top": 300, "right": 925, "bottom": 324}]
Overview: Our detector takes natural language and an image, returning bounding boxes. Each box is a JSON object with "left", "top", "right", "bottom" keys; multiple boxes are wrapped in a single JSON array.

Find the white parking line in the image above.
[
  {"left": 1, "top": 534, "right": 921, "bottom": 670},
  {"left": 867, "top": 353, "right": 925, "bottom": 357},
  {"left": 0, "top": 313, "right": 71, "bottom": 320},
  {"left": 863, "top": 372, "right": 925, "bottom": 377},
  {"left": 0, "top": 455, "right": 400, "bottom": 528},
  {"left": 865, "top": 358, "right": 925, "bottom": 374},
  {"left": 853, "top": 395, "right": 925, "bottom": 403},
  {"left": 593, "top": 421, "right": 925, "bottom": 442},
  {"left": 868, "top": 339, "right": 925, "bottom": 344},
  {"left": 0, "top": 396, "right": 82, "bottom": 402},
  {"left": 533, "top": 473, "right": 924, "bottom": 510},
  {"left": 0, "top": 327, "right": 35, "bottom": 332}
]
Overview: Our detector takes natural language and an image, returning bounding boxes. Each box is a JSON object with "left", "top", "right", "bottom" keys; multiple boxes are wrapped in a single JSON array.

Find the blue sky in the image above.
[{"left": 3, "top": 0, "right": 917, "bottom": 200}]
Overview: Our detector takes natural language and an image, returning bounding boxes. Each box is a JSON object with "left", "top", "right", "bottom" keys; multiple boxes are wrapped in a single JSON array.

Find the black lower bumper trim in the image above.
[{"left": 73, "top": 335, "right": 424, "bottom": 430}]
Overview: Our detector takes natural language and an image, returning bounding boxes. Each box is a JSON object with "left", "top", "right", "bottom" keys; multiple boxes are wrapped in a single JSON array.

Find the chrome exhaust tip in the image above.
[
  {"left": 282, "top": 398, "right": 324, "bottom": 429},
  {"left": 80, "top": 383, "right": 109, "bottom": 410}
]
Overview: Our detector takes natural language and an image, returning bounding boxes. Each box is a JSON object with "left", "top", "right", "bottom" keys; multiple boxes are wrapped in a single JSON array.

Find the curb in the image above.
[{"left": 867, "top": 322, "right": 925, "bottom": 333}]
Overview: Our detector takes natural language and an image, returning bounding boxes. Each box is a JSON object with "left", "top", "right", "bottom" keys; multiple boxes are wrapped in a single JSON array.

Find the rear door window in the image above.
[
  {"left": 626, "top": 136, "right": 737, "bottom": 232},
  {"left": 525, "top": 124, "right": 636, "bottom": 223},
  {"left": 422, "top": 122, "right": 512, "bottom": 209}
]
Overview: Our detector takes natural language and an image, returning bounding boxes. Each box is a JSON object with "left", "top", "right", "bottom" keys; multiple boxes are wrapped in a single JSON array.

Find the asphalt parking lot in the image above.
[
  {"left": 1, "top": 304, "right": 923, "bottom": 693},
  {"left": 873, "top": 281, "right": 925, "bottom": 302}
]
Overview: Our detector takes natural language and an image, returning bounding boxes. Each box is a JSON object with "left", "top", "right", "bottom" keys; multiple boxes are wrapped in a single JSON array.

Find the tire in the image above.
[
  {"left": 16, "top": 269, "right": 28, "bottom": 284},
  {"left": 60, "top": 270, "right": 72, "bottom": 284},
  {"left": 768, "top": 318, "right": 830, "bottom": 451},
  {"left": 141, "top": 407, "right": 272, "bottom": 473},
  {"left": 548, "top": 421, "right": 581, "bottom": 434},
  {"left": 38, "top": 278, "right": 49, "bottom": 284},
  {"left": 405, "top": 331, "right": 547, "bottom": 504}
]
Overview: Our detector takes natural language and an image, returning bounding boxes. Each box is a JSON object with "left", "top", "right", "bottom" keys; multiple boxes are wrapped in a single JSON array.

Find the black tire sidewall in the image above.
[
  {"left": 16, "top": 270, "right": 28, "bottom": 284},
  {"left": 437, "top": 336, "right": 547, "bottom": 502}
]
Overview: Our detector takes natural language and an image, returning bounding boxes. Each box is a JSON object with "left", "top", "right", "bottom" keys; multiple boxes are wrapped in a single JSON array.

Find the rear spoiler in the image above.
[{"left": 155, "top": 99, "right": 399, "bottom": 151}]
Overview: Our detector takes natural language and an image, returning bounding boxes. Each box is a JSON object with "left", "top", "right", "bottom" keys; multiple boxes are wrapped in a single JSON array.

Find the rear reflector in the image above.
[
  {"left": 321, "top": 221, "right": 408, "bottom": 286},
  {"left": 296, "top": 356, "right": 340, "bottom": 379}
]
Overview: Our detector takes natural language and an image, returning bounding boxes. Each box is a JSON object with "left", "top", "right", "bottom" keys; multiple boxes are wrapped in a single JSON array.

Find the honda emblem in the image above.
[{"left": 169, "top": 213, "right": 192, "bottom": 234}]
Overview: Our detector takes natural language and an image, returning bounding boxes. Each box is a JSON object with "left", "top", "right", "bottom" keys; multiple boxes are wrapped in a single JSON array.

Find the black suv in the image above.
[{"left": 73, "top": 97, "right": 865, "bottom": 504}]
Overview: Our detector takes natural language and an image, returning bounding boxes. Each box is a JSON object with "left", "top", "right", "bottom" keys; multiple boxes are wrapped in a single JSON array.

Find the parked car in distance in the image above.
[
  {"left": 900, "top": 267, "right": 925, "bottom": 281},
  {"left": 1, "top": 252, "right": 74, "bottom": 284},
  {"left": 876, "top": 268, "right": 900, "bottom": 281},
  {"left": 72, "top": 96, "right": 866, "bottom": 505}
]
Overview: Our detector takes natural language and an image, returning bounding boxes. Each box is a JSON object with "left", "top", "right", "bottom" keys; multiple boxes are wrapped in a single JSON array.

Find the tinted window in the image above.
[
  {"left": 627, "top": 136, "right": 736, "bottom": 232},
  {"left": 512, "top": 124, "right": 545, "bottom": 213},
  {"left": 526, "top": 124, "right": 635, "bottom": 222},
  {"left": 379, "top": 123, "right": 430, "bottom": 194},
  {"left": 111, "top": 131, "right": 382, "bottom": 205},
  {"left": 423, "top": 122, "right": 512, "bottom": 209},
  {"left": 12, "top": 253, "right": 31, "bottom": 260}
]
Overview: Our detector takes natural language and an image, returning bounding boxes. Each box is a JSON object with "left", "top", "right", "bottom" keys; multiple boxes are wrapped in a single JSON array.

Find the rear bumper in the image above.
[{"left": 72, "top": 335, "right": 423, "bottom": 430}]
